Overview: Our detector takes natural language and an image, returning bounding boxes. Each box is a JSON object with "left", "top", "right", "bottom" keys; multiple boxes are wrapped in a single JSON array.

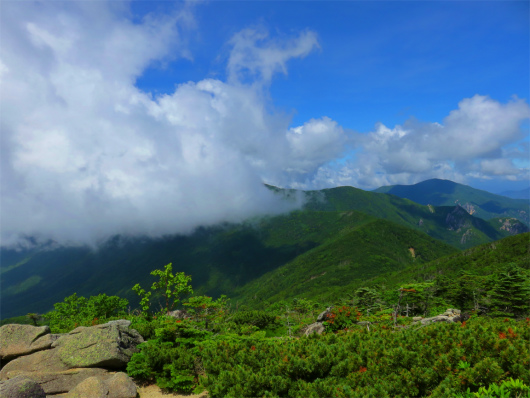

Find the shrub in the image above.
[
  {"left": 127, "top": 317, "right": 210, "bottom": 393},
  {"left": 230, "top": 310, "right": 278, "bottom": 330},
  {"left": 45, "top": 293, "right": 128, "bottom": 333}
]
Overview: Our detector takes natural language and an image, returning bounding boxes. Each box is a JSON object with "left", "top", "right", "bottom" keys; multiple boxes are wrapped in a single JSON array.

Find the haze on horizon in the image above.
[{"left": 0, "top": 1, "right": 528, "bottom": 248}]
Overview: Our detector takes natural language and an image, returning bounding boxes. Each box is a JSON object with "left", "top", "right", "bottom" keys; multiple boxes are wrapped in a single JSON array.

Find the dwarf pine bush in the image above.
[{"left": 199, "top": 317, "right": 529, "bottom": 397}]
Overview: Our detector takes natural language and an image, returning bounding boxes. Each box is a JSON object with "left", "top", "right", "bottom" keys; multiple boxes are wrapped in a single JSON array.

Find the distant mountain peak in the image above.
[{"left": 373, "top": 179, "right": 529, "bottom": 227}]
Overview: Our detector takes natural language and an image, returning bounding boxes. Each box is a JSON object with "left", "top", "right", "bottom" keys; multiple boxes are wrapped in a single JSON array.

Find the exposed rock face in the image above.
[
  {"left": 0, "top": 349, "right": 67, "bottom": 378},
  {"left": 316, "top": 307, "right": 333, "bottom": 322},
  {"left": 0, "top": 375, "right": 46, "bottom": 398},
  {"left": 300, "top": 322, "right": 325, "bottom": 336},
  {"left": 0, "top": 321, "right": 141, "bottom": 397},
  {"left": 0, "top": 325, "right": 55, "bottom": 362},
  {"left": 65, "top": 372, "right": 136, "bottom": 398},
  {"left": 5, "top": 368, "right": 111, "bottom": 394},
  {"left": 415, "top": 308, "right": 467, "bottom": 326},
  {"left": 498, "top": 218, "right": 530, "bottom": 235},
  {"left": 168, "top": 309, "right": 191, "bottom": 319},
  {"left": 52, "top": 322, "right": 143, "bottom": 369},
  {"left": 445, "top": 206, "right": 470, "bottom": 231}
]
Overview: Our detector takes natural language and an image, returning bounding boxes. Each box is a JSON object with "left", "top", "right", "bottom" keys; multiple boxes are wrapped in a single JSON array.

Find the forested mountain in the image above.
[
  {"left": 500, "top": 187, "right": 530, "bottom": 200},
  {"left": 1, "top": 183, "right": 528, "bottom": 319},
  {"left": 373, "top": 178, "right": 529, "bottom": 226}
]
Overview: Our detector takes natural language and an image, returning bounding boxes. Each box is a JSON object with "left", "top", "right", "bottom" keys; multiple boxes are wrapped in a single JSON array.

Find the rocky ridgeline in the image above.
[{"left": 0, "top": 320, "right": 143, "bottom": 398}]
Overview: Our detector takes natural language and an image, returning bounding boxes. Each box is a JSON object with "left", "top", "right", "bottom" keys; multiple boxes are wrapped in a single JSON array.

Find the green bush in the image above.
[
  {"left": 45, "top": 293, "right": 128, "bottom": 333},
  {"left": 230, "top": 310, "right": 279, "bottom": 330},
  {"left": 200, "top": 317, "right": 530, "bottom": 397},
  {"left": 127, "top": 317, "right": 210, "bottom": 393}
]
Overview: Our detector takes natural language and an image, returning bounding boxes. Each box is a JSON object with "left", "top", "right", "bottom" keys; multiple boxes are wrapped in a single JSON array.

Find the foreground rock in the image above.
[
  {"left": 0, "top": 321, "right": 142, "bottom": 397},
  {"left": 52, "top": 321, "right": 143, "bottom": 369},
  {"left": 0, "top": 325, "right": 56, "bottom": 362},
  {"left": 65, "top": 372, "right": 137, "bottom": 398},
  {"left": 0, "top": 375, "right": 46, "bottom": 398}
]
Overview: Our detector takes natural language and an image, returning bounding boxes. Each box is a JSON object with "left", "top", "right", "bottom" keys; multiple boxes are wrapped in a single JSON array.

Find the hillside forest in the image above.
[{"left": 1, "top": 180, "right": 529, "bottom": 397}]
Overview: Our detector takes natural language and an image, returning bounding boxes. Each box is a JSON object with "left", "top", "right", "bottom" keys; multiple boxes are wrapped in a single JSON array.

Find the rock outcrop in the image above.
[
  {"left": 65, "top": 372, "right": 137, "bottom": 398},
  {"left": 0, "top": 375, "right": 46, "bottom": 398},
  {"left": 168, "top": 309, "right": 191, "bottom": 319},
  {"left": 300, "top": 322, "right": 325, "bottom": 337},
  {"left": 0, "top": 325, "right": 56, "bottom": 362},
  {"left": 0, "top": 321, "right": 141, "bottom": 398},
  {"left": 412, "top": 308, "right": 469, "bottom": 326},
  {"left": 316, "top": 307, "right": 333, "bottom": 322}
]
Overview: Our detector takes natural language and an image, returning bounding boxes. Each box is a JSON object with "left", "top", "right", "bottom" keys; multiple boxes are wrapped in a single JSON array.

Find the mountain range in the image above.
[
  {"left": 500, "top": 187, "right": 530, "bottom": 200},
  {"left": 373, "top": 178, "right": 529, "bottom": 226},
  {"left": 1, "top": 178, "right": 528, "bottom": 319}
]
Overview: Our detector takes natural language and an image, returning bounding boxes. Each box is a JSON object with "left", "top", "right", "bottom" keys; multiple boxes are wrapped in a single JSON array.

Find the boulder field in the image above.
[{"left": 0, "top": 320, "right": 142, "bottom": 398}]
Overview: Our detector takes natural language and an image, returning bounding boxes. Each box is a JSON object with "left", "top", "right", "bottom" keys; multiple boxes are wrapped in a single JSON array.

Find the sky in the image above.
[{"left": 0, "top": 0, "right": 529, "bottom": 248}]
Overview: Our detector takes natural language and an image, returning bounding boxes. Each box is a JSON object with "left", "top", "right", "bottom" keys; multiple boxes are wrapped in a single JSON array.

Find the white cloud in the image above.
[
  {"left": 227, "top": 27, "right": 319, "bottom": 85},
  {"left": 0, "top": 1, "right": 341, "bottom": 248},
  {"left": 304, "top": 95, "right": 530, "bottom": 190}
]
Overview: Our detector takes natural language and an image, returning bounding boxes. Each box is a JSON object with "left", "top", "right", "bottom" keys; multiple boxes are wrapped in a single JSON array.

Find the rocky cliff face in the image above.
[
  {"left": 445, "top": 206, "right": 472, "bottom": 232},
  {"left": 496, "top": 218, "right": 530, "bottom": 235}
]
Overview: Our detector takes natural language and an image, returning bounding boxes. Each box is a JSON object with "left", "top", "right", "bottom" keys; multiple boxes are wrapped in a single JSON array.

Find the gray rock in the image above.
[
  {"left": 107, "top": 372, "right": 137, "bottom": 398},
  {"left": 167, "top": 310, "right": 191, "bottom": 319},
  {"left": 51, "top": 322, "right": 143, "bottom": 369},
  {"left": 0, "top": 325, "right": 54, "bottom": 362},
  {"left": 0, "top": 375, "right": 46, "bottom": 398},
  {"left": 66, "top": 376, "right": 107, "bottom": 398},
  {"left": 104, "top": 320, "right": 131, "bottom": 328},
  {"left": 301, "top": 322, "right": 325, "bottom": 336},
  {"left": 64, "top": 372, "right": 136, "bottom": 398},
  {"left": 1, "top": 322, "right": 143, "bottom": 395},
  {"left": 0, "top": 349, "right": 68, "bottom": 379},
  {"left": 443, "top": 308, "right": 461, "bottom": 317},
  {"left": 420, "top": 315, "right": 452, "bottom": 325},
  {"left": 316, "top": 307, "right": 333, "bottom": 322},
  {"left": 3, "top": 368, "right": 112, "bottom": 395}
]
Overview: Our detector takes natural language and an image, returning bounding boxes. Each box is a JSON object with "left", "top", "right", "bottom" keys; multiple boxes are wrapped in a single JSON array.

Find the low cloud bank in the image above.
[{"left": 0, "top": 2, "right": 342, "bottom": 248}]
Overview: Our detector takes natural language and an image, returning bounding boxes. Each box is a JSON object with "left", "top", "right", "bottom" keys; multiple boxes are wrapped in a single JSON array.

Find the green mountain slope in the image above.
[
  {"left": 231, "top": 219, "right": 458, "bottom": 305},
  {"left": 0, "top": 210, "right": 375, "bottom": 318},
  {"left": 2, "top": 184, "right": 527, "bottom": 319},
  {"left": 373, "top": 178, "right": 529, "bottom": 226},
  {"left": 362, "top": 232, "right": 530, "bottom": 293},
  {"left": 298, "top": 185, "right": 526, "bottom": 248},
  {"left": 500, "top": 187, "right": 530, "bottom": 200}
]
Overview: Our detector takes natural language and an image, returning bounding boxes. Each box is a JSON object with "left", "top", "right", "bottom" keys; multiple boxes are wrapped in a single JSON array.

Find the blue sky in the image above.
[
  {"left": 0, "top": 1, "right": 528, "bottom": 246},
  {"left": 134, "top": 1, "right": 529, "bottom": 191},
  {"left": 134, "top": 2, "right": 528, "bottom": 129}
]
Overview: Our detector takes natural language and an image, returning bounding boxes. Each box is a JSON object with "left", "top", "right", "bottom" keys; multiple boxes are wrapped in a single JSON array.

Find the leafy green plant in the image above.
[
  {"left": 133, "top": 263, "right": 193, "bottom": 316},
  {"left": 456, "top": 377, "right": 530, "bottom": 398}
]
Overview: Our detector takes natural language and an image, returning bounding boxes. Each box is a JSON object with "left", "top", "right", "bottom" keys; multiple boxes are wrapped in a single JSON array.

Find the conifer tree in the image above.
[{"left": 490, "top": 263, "right": 530, "bottom": 318}]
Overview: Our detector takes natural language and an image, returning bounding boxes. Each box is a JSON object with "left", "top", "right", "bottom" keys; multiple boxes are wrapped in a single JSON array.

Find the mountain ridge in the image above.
[
  {"left": 1, "top": 181, "right": 528, "bottom": 319},
  {"left": 373, "top": 178, "right": 529, "bottom": 226}
]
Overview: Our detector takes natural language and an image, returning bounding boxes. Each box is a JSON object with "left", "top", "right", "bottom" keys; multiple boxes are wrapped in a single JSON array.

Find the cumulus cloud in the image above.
[
  {"left": 305, "top": 95, "right": 530, "bottom": 190},
  {"left": 0, "top": 1, "right": 346, "bottom": 248}
]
